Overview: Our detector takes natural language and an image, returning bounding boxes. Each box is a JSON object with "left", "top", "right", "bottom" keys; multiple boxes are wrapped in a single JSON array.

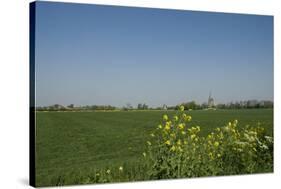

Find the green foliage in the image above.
[
  {"left": 137, "top": 103, "right": 149, "bottom": 110},
  {"left": 177, "top": 101, "right": 199, "bottom": 110}
]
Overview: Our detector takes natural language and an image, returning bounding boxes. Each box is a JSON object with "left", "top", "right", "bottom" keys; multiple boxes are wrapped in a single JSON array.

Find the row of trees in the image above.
[
  {"left": 36, "top": 104, "right": 117, "bottom": 111},
  {"left": 216, "top": 100, "right": 273, "bottom": 109},
  {"left": 173, "top": 100, "right": 273, "bottom": 110},
  {"left": 36, "top": 100, "right": 273, "bottom": 111}
]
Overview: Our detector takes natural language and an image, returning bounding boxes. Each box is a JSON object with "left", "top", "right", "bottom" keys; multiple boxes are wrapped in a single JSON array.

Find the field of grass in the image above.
[{"left": 35, "top": 109, "right": 273, "bottom": 186}]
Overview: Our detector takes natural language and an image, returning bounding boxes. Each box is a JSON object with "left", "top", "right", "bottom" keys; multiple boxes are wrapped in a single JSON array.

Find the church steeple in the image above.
[{"left": 208, "top": 91, "right": 214, "bottom": 108}]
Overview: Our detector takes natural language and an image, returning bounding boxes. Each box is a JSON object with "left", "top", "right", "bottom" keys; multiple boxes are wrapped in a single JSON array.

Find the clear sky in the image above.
[{"left": 35, "top": 1, "right": 273, "bottom": 107}]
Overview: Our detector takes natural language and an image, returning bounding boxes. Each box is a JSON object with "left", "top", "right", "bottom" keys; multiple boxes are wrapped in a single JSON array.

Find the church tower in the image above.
[{"left": 208, "top": 91, "right": 215, "bottom": 108}]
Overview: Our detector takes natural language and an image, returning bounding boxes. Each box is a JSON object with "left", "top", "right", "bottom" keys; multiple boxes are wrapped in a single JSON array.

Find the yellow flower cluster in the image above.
[
  {"left": 153, "top": 111, "right": 195, "bottom": 155},
  {"left": 178, "top": 123, "right": 185, "bottom": 130},
  {"left": 182, "top": 113, "right": 192, "bottom": 122},
  {"left": 165, "top": 140, "right": 171, "bottom": 145},
  {"left": 163, "top": 114, "right": 169, "bottom": 121},
  {"left": 174, "top": 115, "right": 179, "bottom": 121},
  {"left": 143, "top": 110, "right": 272, "bottom": 179},
  {"left": 180, "top": 105, "right": 185, "bottom": 112},
  {"left": 119, "top": 166, "right": 123, "bottom": 171}
]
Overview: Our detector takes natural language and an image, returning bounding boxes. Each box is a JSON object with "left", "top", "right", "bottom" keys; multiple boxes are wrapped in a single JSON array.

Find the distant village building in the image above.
[
  {"left": 162, "top": 104, "right": 168, "bottom": 110},
  {"left": 208, "top": 92, "right": 215, "bottom": 108}
]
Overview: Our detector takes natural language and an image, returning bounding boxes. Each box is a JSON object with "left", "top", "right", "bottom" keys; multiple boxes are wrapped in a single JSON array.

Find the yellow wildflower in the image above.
[
  {"left": 150, "top": 133, "right": 155, "bottom": 137},
  {"left": 185, "top": 115, "right": 192, "bottom": 122},
  {"left": 178, "top": 146, "right": 183, "bottom": 152},
  {"left": 142, "top": 152, "right": 146, "bottom": 157},
  {"left": 176, "top": 139, "right": 182, "bottom": 146},
  {"left": 165, "top": 140, "right": 171, "bottom": 146},
  {"left": 170, "top": 145, "right": 176, "bottom": 151},
  {"left": 147, "top": 141, "right": 152, "bottom": 146},
  {"left": 163, "top": 114, "right": 168, "bottom": 121},
  {"left": 119, "top": 166, "right": 123, "bottom": 171},
  {"left": 180, "top": 105, "right": 185, "bottom": 112},
  {"left": 170, "top": 133, "right": 176, "bottom": 138},
  {"left": 164, "top": 124, "right": 170, "bottom": 131},
  {"left": 181, "top": 131, "right": 186, "bottom": 135},
  {"left": 214, "top": 141, "right": 219, "bottom": 147},
  {"left": 191, "top": 134, "right": 196, "bottom": 140},
  {"left": 106, "top": 169, "right": 111, "bottom": 174},
  {"left": 158, "top": 124, "right": 162, "bottom": 129},
  {"left": 173, "top": 115, "right": 179, "bottom": 121},
  {"left": 178, "top": 123, "right": 185, "bottom": 130}
]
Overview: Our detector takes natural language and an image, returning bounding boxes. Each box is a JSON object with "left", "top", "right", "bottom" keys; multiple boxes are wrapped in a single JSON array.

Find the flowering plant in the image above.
[{"left": 144, "top": 106, "right": 273, "bottom": 178}]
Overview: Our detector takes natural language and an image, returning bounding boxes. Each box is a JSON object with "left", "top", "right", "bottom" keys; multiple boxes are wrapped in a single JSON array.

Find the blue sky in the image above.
[{"left": 35, "top": 1, "right": 273, "bottom": 107}]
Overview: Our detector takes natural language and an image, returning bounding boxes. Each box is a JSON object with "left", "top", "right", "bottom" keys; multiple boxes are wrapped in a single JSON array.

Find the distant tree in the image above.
[
  {"left": 54, "top": 104, "right": 60, "bottom": 109},
  {"left": 143, "top": 103, "right": 148, "bottom": 110},
  {"left": 67, "top": 104, "right": 74, "bottom": 109},
  {"left": 217, "top": 103, "right": 226, "bottom": 109},
  {"left": 187, "top": 101, "right": 197, "bottom": 110},
  {"left": 137, "top": 103, "right": 148, "bottom": 110},
  {"left": 137, "top": 103, "right": 143, "bottom": 110},
  {"left": 124, "top": 103, "right": 133, "bottom": 110},
  {"left": 36, "top": 106, "right": 43, "bottom": 111},
  {"left": 264, "top": 101, "right": 273, "bottom": 108},
  {"left": 167, "top": 106, "right": 175, "bottom": 110},
  {"left": 201, "top": 102, "right": 208, "bottom": 109}
]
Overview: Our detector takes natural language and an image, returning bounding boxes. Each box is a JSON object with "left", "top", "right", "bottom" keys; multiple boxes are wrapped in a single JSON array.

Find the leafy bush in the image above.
[{"left": 144, "top": 106, "right": 273, "bottom": 179}]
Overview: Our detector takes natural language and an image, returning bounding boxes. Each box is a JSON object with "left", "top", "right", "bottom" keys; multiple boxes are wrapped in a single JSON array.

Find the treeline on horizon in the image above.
[{"left": 36, "top": 100, "right": 273, "bottom": 111}]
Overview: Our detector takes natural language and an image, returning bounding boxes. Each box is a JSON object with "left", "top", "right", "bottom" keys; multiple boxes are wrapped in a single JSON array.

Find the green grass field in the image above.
[{"left": 35, "top": 109, "right": 273, "bottom": 186}]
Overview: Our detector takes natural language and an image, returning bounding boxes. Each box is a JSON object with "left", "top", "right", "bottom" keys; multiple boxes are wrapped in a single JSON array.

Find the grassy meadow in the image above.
[{"left": 35, "top": 109, "right": 273, "bottom": 186}]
